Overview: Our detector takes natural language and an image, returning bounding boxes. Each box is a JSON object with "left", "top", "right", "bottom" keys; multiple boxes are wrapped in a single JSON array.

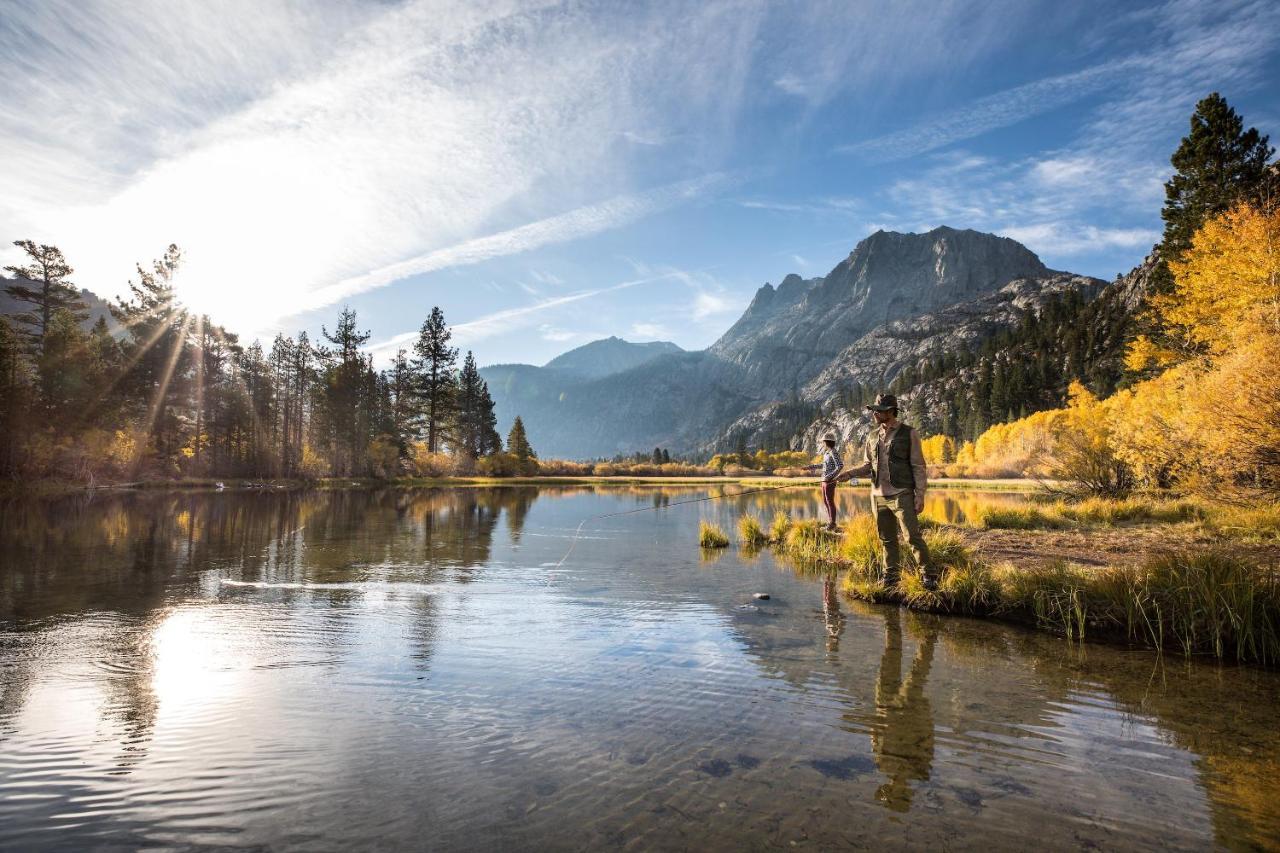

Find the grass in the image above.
[
  {"left": 735, "top": 510, "right": 1280, "bottom": 665},
  {"left": 698, "top": 520, "right": 729, "bottom": 548},
  {"left": 737, "top": 514, "right": 769, "bottom": 548},
  {"left": 768, "top": 511, "right": 792, "bottom": 544},
  {"left": 1201, "top": 503, "right": 1280, "bottom": 541}
]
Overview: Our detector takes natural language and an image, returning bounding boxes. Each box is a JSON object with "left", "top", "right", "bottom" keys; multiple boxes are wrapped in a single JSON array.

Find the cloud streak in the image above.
[
  {"left": 364, "top": 271, "right": 681, "bottom": 362},
  {"left": 839, "top": 59, "right": 1137, "bottom": 161},
  {"left": 306, "top": 172, "right": 730, "bottom": 311}
]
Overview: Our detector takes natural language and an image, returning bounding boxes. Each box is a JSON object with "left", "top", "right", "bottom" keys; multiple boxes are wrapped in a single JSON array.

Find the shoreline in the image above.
[{"left": 1, "top": 475, "right": 1045, "bottom": 499}]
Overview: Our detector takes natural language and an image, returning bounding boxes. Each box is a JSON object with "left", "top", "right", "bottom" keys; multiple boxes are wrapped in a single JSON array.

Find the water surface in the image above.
[{"left": 1, "top": 486, "right": 1277, "bottom": 850}]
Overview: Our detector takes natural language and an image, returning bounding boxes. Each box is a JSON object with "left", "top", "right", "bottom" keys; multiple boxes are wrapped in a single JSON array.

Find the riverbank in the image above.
[{"left": 708, "top": 505, "right": 1280, "bottom": 665}]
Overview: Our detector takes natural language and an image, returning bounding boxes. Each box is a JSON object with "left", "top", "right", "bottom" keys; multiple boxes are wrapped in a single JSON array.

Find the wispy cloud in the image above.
[
  {"left": 364, "top": 271, "right": 680, "bottom": 362},
  {"left": 305, "top": 172, "right": 730, "bottom": 312},
  {"left": 839, "top": 59, "right": 1135, "bottom": 161},
  {"left": 0, "top": 0, "right": 759, "bottom": 337},
  {"left": 998, "top": 223, "right": 1160, "bottom": 257}
]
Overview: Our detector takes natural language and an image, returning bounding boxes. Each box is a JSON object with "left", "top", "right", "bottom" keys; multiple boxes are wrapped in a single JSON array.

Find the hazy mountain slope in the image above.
[
  {"left": 543, "top": 335, "right": 683, "bottom": 378},
  {"left": 0, "top": 278, "right": 120, "bottom": 334}
]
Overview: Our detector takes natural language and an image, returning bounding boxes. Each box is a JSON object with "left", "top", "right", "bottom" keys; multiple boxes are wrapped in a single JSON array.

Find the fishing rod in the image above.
[{"left": 551, "top": 479, "right": 815, "bottom": 570}]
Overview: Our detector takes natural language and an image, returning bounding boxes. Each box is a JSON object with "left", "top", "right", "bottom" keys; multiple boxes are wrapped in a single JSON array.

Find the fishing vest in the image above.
[{"left": 868, "top": 424, "right": 916, "bottom": 490}]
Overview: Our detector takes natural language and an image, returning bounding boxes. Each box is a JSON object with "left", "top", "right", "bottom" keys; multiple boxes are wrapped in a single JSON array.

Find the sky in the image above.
[{"left": 2, "top": 0, "right": 1278, "bottom": 368}]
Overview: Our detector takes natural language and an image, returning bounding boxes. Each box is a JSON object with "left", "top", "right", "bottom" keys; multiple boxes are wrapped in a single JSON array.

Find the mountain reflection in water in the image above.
[{"left": 0, "top": 485, "right": 1277, "bottom": 851}]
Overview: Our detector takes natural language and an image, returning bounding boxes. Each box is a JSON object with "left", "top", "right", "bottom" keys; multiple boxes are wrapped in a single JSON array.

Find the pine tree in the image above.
[
  {"left": 506, "top": 415, "right": 537, "bottom": 475},
  {"left": 109, "top": 244, "right": 191, "bottom": 470},
  {"left": 0, "top": 317, "right": 30, "bottom": 476},
  {"left": 453, "top": 351, "right": 499, "bottom": 458},
  {"left": 319, "top": 306, "right": 372, "bottom": 476},
  {"left": 386, "top": 348, "right": 418, "bottom": 459},
  {"left": 412, "top": 307, "right": 458, "bottom": 453},
  {"left": 1158, "top": 93, "right": 1274, "bottom": 288},
  {"left": 3, "top": 240, "right": 87, "bottom": 355}
]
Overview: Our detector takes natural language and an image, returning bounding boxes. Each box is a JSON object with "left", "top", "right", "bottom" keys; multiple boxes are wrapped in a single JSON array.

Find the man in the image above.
[
  {"left": 842, "top": 394, "right": 938, "bottom": 590},
  {"left": 804, "top": 432, "right": 843, "bottom": 530}
]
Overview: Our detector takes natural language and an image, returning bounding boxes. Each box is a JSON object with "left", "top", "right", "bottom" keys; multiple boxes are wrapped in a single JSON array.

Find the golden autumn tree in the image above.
[{"left": 1125, "top": 201, "right": 1280, "bottom": 499}]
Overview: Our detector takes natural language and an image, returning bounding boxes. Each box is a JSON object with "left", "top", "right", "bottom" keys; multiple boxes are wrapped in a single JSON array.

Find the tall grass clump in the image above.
[
  {"left": 698, "top": 520, "right": 729, "bottom": 548},
  {"left": 1202, "top": 503, "right": 1280, "bottom": 541},
  {"left": 769, "top": 511, "right": 792, "bottom": 544},
  {"left": 838, "top": 514, "right": 881, "bottom": 570},
  {"left": 1052, "top": 496, "right": 1203, "bottom": 526},
  {"left": 737, "top": 515, "right": 768, "bottom": 548},
  {"left": 1129, "top": 551, "right": 1280, "bottom": 663},
  {"left": 993, "top": 561, "right": 1091, "bottom": 640},
  {"left": 970, "top": 504, "right": 1067, "bottom": 530},
  {"left": 781, "top": 518, "right": 838, "bottom": 562}
]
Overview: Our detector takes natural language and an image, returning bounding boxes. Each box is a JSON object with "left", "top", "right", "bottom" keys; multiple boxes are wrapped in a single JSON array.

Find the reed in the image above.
[
  {"left": 1126, "top": 551, "right": 1280, "bottom": 663},
  {"left": 737, "top": 514, "right": 769, "bottom": 547},
  {"left": 698, "top": 520, "right": 730, "bottom": 548}
]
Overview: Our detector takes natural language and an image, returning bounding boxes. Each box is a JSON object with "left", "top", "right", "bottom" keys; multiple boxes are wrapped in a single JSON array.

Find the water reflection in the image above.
[
  {"left": 870, "top": 608, "right": 936, "bottom": 813},
  {"left": 0, "top": 485, "right": 1277, "bottom": 850}
]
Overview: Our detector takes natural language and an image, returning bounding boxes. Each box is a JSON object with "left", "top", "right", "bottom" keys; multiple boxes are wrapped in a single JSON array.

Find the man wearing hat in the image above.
[
  {"left": 843, "top": 393, "right": 938, "bottom": 590},
  {"left": 805, "top": 431, "right": 844, "bottom": 530}
]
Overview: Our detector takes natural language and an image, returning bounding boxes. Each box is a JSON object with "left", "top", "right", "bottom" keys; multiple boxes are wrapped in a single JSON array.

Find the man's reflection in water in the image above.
[
  {"left": 822, "top": 574, "right": 844, "bottom": 653},
  {"left": 871, "top": 607, "right": 937, "bottom": 812}
]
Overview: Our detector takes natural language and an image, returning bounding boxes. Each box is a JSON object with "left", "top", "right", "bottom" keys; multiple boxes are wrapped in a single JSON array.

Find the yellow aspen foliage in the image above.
[
  {"left": 920, "top": 434, "right": 955, "bottom": 465},
  {"left": 1162, "top": 202, "right": 1280, "bottom": 356},
  {"left": 1124, "top": 334, "right": 1178, "bottom": 373}
]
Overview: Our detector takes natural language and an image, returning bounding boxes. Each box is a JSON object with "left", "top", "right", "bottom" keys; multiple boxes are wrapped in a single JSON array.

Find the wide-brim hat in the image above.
[
  {"left": 821, "top": 432, "right": 837, "bottom": 443},
  {"left": 865, "top": 393, "right": 897, "bottom": 412}
]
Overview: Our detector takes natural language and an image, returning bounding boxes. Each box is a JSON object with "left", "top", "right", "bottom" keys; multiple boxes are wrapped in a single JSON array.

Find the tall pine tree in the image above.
[
  {"left": 3, "top": 240, "right": 87, "bottom": 355},
  {"left": 109, "top": 244, "right": 191, "bottom": 470},
  {"left": 1158, "top": 93, "right": 1273, "bottom": 287},
  {"left": 412, "top": 306, "right": 458, "bottom": 453},
  {"left": 319, "top": 306, "right": 372, "bottom": 476},
  {"left": 454, "top": 351, "right": 499, "bottom": 458}
]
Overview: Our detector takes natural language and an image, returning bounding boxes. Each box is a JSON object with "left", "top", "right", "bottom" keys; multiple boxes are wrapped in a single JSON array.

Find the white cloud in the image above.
[
  {"left": 692, "top": 290, "right": 740, "bottom": 320},
  {"left": 998, "top": 223, "right": 1160, "bottom": 257},
  {"left": 538, "top": 324, "right": 579, "bottom": 342},
  {"left": 630, "top": 322, "right": 670, "bottom": 339},
  {"left": 791, "top": 254, "right": 808, "bottom": 268}
]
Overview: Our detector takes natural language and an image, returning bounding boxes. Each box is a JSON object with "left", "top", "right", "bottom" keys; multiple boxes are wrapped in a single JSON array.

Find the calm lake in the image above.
[{"left": 1, "top": 485, "right": 1277, "bottom": 851}]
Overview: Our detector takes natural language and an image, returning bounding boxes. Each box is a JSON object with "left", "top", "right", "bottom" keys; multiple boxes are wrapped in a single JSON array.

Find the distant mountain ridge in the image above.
[
  {"left": 482, "top": 226, "right": 1117, "bottom": 459},
  {"left": 543, "top": 336, "right": 682, "bottom": 378},
  {"left": 0, "top": 276, "right": 120, "bottom": 334}
]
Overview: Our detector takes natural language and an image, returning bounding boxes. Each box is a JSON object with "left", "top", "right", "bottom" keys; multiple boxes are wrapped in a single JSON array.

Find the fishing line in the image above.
[{"left": 550, "top": 480, "right": 813, "bottom": 570}]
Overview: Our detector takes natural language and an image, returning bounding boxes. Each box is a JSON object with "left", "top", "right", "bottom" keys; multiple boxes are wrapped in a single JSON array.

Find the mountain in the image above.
[
  {"left": 543, "top": 336, "right": 683, "bottom": 378},
  {"left": 482, "top": 227, "right": 1118, "bottom": 460},
  {"left": 707, "top": 227, "right": 1053, "bottom": 398},
  {"left": 0, "top": 277, "right": 120, "bottom": 334}
]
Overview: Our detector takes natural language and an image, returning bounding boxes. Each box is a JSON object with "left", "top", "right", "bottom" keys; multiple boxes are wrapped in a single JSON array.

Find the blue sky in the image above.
[{"left": 2, "top": 0, "right": 1278, "bottom": 367}]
